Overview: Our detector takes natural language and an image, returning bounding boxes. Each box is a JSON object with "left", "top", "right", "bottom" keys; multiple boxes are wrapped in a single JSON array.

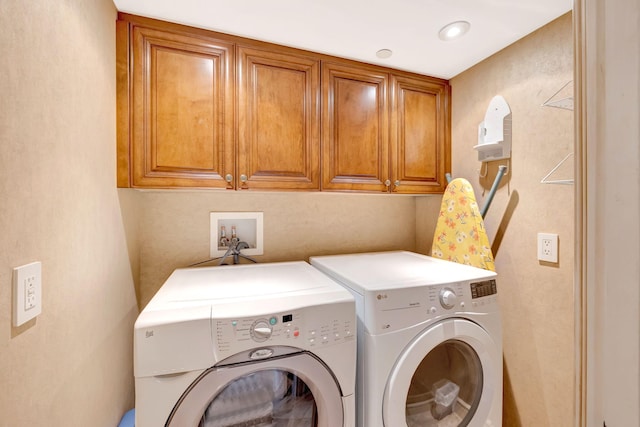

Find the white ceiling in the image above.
[{"left": 113, "top": 0, "right": 572, "bottom": 79}]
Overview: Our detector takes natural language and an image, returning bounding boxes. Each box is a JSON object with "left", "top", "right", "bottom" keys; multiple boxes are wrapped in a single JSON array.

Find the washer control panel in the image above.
[{"left": 214, "top": 304, "right": 355, "bottom": 358}]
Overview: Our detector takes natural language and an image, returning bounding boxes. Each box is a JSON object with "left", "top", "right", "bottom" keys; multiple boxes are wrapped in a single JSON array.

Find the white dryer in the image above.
[
  {"left": 310, "top": 251, "right": 502, "bottom": 427},
  {"left": 134, "top": 261, "right": 356, "bottom": 427}
]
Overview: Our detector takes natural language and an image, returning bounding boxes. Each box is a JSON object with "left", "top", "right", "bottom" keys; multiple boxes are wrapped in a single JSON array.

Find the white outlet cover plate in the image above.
[
  {"left": 210, "top": 212, "right": 264, "bottom": 257},
  {"left": 13, "top": 261, "right": 42, "bottom": 326},
  {"left": 537, "top": 232, "right": 559, "bottom": 263}
]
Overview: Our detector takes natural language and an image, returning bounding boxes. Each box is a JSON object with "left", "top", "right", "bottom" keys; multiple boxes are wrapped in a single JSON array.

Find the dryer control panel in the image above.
[
  {"left": 365, "top": 280, "right": 499, "bottom": 335},
  {"left": 213, "top": 302, "right": 355, "bottom": 359},
  {"left": 470, "top": 279, "right": 498, "bottom": 299}
]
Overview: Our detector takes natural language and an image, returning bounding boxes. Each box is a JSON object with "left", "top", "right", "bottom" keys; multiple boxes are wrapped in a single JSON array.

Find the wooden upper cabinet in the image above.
[
  {"left": 237, "top": 46, "right": 320, "bottom": 190},
  {"left": 321, "top": 62, "right": 450, "bottom": 194},
  {"left": 120, "top": 21, "right": 234, "bottom": 188},
  {"left": 321, "top": 62, "right": 390, "bottom": 192},
  {"left": 390, "top": 74, "right": 450, "bottom": 193},
  {"left": 117, "top": 14, "right": 451, "bottom": 193}
]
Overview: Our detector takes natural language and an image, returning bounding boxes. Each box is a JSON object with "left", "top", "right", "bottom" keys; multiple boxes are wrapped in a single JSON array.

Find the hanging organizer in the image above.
[
  {"left": 435, "top": 95, "right": 512, "bottom": 270},
  {"left": 541, "top": 81, "right": 574, "bottom": 185},
  {"left": 445, "top": 95, "right": 511, "bottom": 218},
  {"left": 474, "top": 95, "right": 512, "bottom": 162}
]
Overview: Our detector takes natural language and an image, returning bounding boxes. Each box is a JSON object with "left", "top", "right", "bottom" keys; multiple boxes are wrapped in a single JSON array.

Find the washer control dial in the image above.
[
  {"left": 439, "top": 288, "right": 457, "bottom": 309},
  {"left": 251, "top": 320, "right": 272, "bottom": 342}
]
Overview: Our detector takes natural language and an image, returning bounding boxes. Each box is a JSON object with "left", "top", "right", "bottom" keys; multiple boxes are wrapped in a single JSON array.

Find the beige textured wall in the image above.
[
  {"left": 415, "top": 196, "right": 442, "bottom": 255},
  {"left": 0, "top": 1, "right": 138, "bottom": 426},
  {"left": 430, "top": 13, "right": 574, "bottom": 426},
  {"left": 133, "top": 191, "right": 420, "bottom": 308}
]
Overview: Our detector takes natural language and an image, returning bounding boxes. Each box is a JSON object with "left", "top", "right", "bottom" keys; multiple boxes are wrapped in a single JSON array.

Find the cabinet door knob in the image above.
[
  {"left": 240, "top": 174, "right": 248, "bottom": 183},
  {"left": 394, "top": 180, "right": 401, "bottom": 186},
  {"left": 225, "top": 174, "right": 233, "bottom": 183},
  {"left": 384, "top": 179, "right": 391, "bottom": 187}
]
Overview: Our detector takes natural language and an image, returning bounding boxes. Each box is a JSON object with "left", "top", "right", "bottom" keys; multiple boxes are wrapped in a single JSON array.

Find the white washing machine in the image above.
[
  {"left": 310, "top": 251, "right": 502, "bottom": 427},
  {"left": 134, "top": 261, "right": 356, "bottom": 427}
]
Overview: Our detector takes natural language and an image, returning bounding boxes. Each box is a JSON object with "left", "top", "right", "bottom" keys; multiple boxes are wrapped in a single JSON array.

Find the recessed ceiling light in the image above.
[
  {"left": 438, "top": 21, "right": 471, "bottom": 41},
  {"left": 376, "top": 49, "right": 393, "bottom": 59}
]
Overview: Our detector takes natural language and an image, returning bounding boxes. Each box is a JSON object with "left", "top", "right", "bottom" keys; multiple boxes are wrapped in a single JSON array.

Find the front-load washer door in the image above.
[
  {"left": 383, "top": 319, "right": 501, "bottom": 427},
  {"left": 166, "top": 349, "right": 344, "bottom": 427}
]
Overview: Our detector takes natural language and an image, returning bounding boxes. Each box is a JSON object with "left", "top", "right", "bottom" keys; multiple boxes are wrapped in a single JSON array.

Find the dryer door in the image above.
[
  {"left": 383, "top": 319, "right": 501, "bottom": 427},
  {"left": 166, "top": 350, "right": 344, "bottom": 427}
]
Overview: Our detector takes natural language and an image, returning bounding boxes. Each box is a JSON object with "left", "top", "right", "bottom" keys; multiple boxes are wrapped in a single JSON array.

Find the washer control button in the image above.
[
  {"left": 429, "top": 307, "right": 437, "bottom": 314},
  {"left": 251, "top": 320, "right": 272, "bottom": 342},
  {"left": 439, "top": 288, "right": 457, "bottom": 309}
]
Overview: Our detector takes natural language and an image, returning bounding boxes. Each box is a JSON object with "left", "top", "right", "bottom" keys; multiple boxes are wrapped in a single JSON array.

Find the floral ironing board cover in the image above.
[{"left": 431, "top": 178, "right": 496, "bottom": 272}]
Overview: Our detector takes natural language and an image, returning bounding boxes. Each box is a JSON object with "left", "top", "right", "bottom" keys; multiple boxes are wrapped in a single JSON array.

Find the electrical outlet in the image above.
[
  {"left": 537, "top": 233, "right": 558, "bottom": 263},
  {"left": 13, "top": 261, "right": 42, "bottom": 326}
]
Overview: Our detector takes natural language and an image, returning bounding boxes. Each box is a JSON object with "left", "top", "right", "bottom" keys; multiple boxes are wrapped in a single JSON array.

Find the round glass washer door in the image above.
[
  {"left": 167, "top": 351, "right": 344, "bottom": 427},
  {"left": 383, "top": 319, "right": 500, "bottom": 427}
]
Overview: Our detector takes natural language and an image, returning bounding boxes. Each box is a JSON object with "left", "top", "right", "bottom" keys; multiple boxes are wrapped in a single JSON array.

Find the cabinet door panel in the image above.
[
  {"left": 153, "top": 48, "right": 215, "bottom": 170},
  {"left": 391, "top": 75, "right": 450, "bottom": 193},
  {"left": 238, "top": 46, "right": 320, "bottom": 190},
  {"left": 322, "top": 63, "right": 389, "bottom": 192},
  {"left": 132, "top": 26, "right": 234, "bottom": 188}
]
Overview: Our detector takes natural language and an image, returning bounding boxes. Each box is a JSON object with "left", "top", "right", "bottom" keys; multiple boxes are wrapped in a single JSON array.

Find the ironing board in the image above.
[{"left": 431, "top": 178, "right": 495, "bottom": 272}]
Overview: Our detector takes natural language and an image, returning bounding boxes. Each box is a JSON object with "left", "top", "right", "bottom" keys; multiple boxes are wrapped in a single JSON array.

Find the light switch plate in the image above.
[{"left": 13, "top": 261, "right": 42, "bottom": 326}]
